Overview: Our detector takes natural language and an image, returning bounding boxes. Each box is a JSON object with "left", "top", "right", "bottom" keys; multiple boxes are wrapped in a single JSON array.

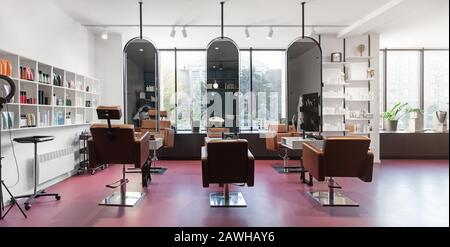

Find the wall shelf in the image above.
[{"left": 1, "top": 48, "right": 101, "bottom": 131}]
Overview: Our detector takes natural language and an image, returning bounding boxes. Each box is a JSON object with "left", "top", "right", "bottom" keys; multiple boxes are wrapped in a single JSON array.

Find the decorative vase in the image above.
[
  {"left": 384, "top": 119, "right": 398, "bottom": 131},
  {"left": 408, "top": 112, "right": 423, "bottom": 132}
]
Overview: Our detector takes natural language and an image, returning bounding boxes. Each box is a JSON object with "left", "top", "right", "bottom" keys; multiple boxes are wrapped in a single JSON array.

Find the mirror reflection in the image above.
[
  {"left": 123, "top": 38, "right": 158, "bottom": 126},
  {"left": 286, "top": 37, "right": 322, "bottom": 132},
  {"left": 206, "top": 38, "right": 240, "bottom": 133}
]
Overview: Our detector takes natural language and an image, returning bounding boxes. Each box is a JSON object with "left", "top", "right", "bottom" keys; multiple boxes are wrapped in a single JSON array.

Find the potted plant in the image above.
[
  {"left": 382, "top": 102, "right": 408, "bottom": 131},
  {"left": 407, "top": 107, "right": 424, "bottom": 132}
]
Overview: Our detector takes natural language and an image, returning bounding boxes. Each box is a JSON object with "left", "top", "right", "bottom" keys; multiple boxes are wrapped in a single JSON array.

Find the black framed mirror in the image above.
[
  {"left": 123, "top": 38, "right": 159, "bottom": 129},
  {"left": 206, "top": 37, "right": 240, "bottom": 133},
  {"left": 286, "top": 37, "right": 322, "bottom": 133}
]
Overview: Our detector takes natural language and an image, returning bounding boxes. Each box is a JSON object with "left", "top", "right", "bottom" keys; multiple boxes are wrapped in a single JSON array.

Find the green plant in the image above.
[{"left": 382, "top": 102, "right": 409, "bottom": 121}]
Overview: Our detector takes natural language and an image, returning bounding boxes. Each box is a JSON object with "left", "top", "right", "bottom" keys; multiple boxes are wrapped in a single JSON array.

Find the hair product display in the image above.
[
  {"left": 19, "top": 113, "right": 36, "bottom": 128},
  {"left": 20, "top": 66, "right": 34, "bottom": 81},
  {"left": 38, "top": 70, "right": 51, "bottom": 84},
  {"left": 0, "top": 59, "right": 13, "bottom": 77},
  {"left": 53, "top": 73, "right": 62, "bottom": 86}
]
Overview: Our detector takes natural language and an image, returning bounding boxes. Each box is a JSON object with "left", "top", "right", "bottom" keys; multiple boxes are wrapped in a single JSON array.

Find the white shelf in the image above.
[
  {"left": 347, "top": 132, "right": 371, "bottom": 135},
  {"left": 346, "top": 99, "right": 372, "bottom": 102},
  {"left": 346, "top": 78, "right": 374, "bottom": 82},
  {"left": 346, "top": 118, "right": 372, "bottom": 121},
  {"left": 322, "top": 62, "right": 349, "bottom": 66},
  {"left": 1, "top": 48, "right": 101, "bottom": 131},
  {"left": 323, "top": 113, "right": 345, "bottom": 116},
  {"left": 322, "top": 129, "right": 349, "bottom": 132},
  {"left": 323, "top": 97, "right": 345, "bottom": 100},
  {"left": 323, "top": 83, "right": 350, "bottom": 87},
  {"left": 346, "top": 56, "right": 372, "bottom": 60},
  {"left": 1, "top": 123, "right": 91, "bottom": 133}
]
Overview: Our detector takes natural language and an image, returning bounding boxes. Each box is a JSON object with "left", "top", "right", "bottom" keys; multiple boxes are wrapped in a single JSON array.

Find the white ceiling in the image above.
[{"left": 50, "top": 0, "right": 449, "bottom": 49}]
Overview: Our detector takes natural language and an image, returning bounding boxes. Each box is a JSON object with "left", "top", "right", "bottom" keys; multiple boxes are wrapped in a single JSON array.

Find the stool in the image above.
[{"left": 13, "top": 136, "right": 61, "bottom": 210}]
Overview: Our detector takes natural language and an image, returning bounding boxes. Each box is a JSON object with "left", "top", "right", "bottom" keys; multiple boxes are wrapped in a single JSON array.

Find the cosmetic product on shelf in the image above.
[
  {"left": 65, "top": 112, "right": 72, "bottom": 125},
  {"left": 20, "top": 66, "right": 35, "bottom": 81},
  {"left": 66, "top": 96, "right": 72, "bottom": 106},
  {"left": 0, "top": 59, "right": 13, "bottom": 77},
  {"left": 1, "top": 112, "right": 14, "bottom": 129},
  {"left": 53, "top": 73, "right": 62, "bottom": 86}
]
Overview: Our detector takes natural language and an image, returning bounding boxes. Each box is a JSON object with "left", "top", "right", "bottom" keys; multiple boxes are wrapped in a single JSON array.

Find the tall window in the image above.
[
  {"left": 252, "top": 51, "right": 286, "bottom": 129},
  {"left": 380, "top": 49, "right": 449, "bottom": 131},
  {"left": 176, "top": 51, "right": 206, "bottom": 130},
  {"left": 159, "top": 51, "right": 176, "bottom": 123},
  {"left": 240, "top": 51, "right": 251, "bottom": 130},
  {"left": 424, "top": 51, "right": 449, "bottom": 129},
  {"left": 386, "top": 51, "right": 421, "bottom": 130}
]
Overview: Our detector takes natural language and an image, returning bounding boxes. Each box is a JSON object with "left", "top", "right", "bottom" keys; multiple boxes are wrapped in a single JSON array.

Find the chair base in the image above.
[
  {"left": 209, "top": 192, "right": 247, "bottom": 207},
  {"left": 149, "top": 167, "right": 168, "bottom": 174},
  {"left": 272, "top": 164, "right": 303, "bottom": 173},
  {"left": 15, "top": 189, "right": 61, "bottom": 210},
  {"left": 99, "top": 191, "right": 145, "bottom": 207},
  {"left": 307, "top": 191, "right": 359, "bottom": 207}
]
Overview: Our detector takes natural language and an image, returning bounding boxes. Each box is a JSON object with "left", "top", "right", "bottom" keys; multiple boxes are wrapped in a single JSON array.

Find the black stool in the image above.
[{"left": 13, "top": 136, "right": 61, "bottom": 210}]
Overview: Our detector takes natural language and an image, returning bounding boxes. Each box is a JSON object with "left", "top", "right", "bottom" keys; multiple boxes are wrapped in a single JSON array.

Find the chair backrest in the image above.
[
  {"left": 141, "top": 119, "right": 171, "bottom": 130},
  {"left": 206, "top": 139, "right": 249, "bottom": 183},
  {"left": 90, "top": 124, "right": 137, "bottom": 164},
  {"left": 322, "top": 136, "right": 371, "bottom": 178},
  {"left": 207, "top": 128, "right": 230, "bottom": 138}
]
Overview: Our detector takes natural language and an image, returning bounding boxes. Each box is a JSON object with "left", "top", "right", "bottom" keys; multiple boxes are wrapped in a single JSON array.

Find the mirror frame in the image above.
[
  {"left": 122, "top": 37, "right": 159, "bottom": 130},
  {"left": 205, "top": 36, "right": 240, "bottom": 132},
  {"left": 286, "top": 36, "right": 323, "bottom": 133}
]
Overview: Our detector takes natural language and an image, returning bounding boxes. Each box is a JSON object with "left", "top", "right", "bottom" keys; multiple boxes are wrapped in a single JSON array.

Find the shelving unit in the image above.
[
  {"left": 320, "top": 34, "right": 374, "bottom": 137},
  {"left": 0, "top": 48, "right": 101, "bottom": 132}
]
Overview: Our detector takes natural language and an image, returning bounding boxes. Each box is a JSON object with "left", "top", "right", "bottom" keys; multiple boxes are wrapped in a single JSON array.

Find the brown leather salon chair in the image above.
[
  {"left": 206, "top": 127, "right": 230, "bottom": 138},
  {"left": 201, "top": 139, "right": 255, "bottom": 207},
  {"left": 265, "top": 124, "right": 300, "bottom": 172},
  {"left": 141, "top": 119, "right": 174, "bottom": 148},
  {"left": 88, "top": 106, "right": 151, "bottom": 207},
  {"left": 302, "top": 136, "right": 374, "bottom": 207}
]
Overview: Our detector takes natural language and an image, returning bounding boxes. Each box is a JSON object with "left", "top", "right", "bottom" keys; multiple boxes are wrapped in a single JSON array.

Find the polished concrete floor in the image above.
[{"left": 0, "top": 159, "right": 448, "bottom": 227}]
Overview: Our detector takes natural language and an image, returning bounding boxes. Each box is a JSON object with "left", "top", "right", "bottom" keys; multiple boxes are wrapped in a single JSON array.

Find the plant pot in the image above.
[{"left": 384, "top": 119, "right": 398, "bottom": 131}]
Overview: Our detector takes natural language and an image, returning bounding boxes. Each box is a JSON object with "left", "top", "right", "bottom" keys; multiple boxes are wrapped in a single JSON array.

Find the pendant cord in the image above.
[
  {"left": 301, "top": 1, "right": 305, "bottom": 38},
  {"left": 221, "top": 1, "right": 224, "bottom": 39},
  {"left": 139, "top": 1, "right": 143, "bottom": 39}
]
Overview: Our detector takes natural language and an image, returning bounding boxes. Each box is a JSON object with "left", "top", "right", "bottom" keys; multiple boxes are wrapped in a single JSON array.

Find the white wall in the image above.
[
  {"left": 94, "top": 33, "right": 123, "bottom": 122},
  {"left": 0, "top": 0, "right": 95, "bottom": 76},
  {"left": 0, "top": 0, "right": 96, "bottom": 202}
]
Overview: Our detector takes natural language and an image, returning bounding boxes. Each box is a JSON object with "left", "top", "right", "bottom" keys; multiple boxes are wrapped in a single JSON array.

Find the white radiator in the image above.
[{"left": 37, "top": 146, "right": 75, "bottom": 184}]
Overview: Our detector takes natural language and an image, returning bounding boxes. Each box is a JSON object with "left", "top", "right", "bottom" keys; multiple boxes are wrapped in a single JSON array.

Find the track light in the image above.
[
  {"left": 170, "top": 26, "right": 176, "bottom": 38},
  {"left": 101, "top": 28, "right": 108, "bottom": 40},
  {"left": 245, "top": 27, "right": 250, "bottom": 40},
  {"left": 182, "top": 27, "right": 187, "bottom": 38},
  {"left": 266, "top": 27, "right": 274, "bottom": 39}
]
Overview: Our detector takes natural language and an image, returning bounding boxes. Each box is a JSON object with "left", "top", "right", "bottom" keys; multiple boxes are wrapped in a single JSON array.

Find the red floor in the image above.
[{"left": 0, "top": 159, "right": 448, "bottom": 227}]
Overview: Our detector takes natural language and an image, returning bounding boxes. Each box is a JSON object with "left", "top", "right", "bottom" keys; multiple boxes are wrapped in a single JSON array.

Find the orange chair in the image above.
[{"left": 265, "top": 124, "right": 300, "bottom": 173}]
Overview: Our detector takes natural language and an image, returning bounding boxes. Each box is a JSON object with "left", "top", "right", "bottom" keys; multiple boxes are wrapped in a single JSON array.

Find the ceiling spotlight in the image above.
[
  {"left": 170, "top": 26, "right": 176, "bottom": 38},
  {"left": 101, "top": 28, "right": 108, "bottom": 40},
  {"left": 139, "top": 48, "right": 144, "bottom": 52},
  {"left": 266, "top": 27, "right": 274, "bottom": 40},
  {"left": 182, "top": 27, "right": 187, "bottom": 38},
  {"left": 245, "top": 27, "right": 250, "bottom": 40},
  {"left": 215, "top": 47, "right": 220, "bottom": 50},
  {"left": 213, "top": 80, "right": 219, "bottom": 89}
]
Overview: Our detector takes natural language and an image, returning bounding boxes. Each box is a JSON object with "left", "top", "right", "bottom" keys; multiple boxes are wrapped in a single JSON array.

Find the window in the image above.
[
  {"left": 379, "top": 50, "right": 385, "bottom": 129},
  {"left": 159, "top": 51, "right": 176, "bottom": 123},
  {"left": 386, "top": 51, "right": 421, "bottom": 130},
  {"left": 176, "top": 51, "right": 206, "bottom": 130},
  {"left": 240, "top": 51, "right": 251, "bottom": 130},
  {"left": 252, "top": 51, "right": 286, "bottom": 129},
  {"left": 380, "top": 49, "right": 449, "bottom": 131},
  {"left": 424, "top": 51, "right": 449, "bottom": 129}
]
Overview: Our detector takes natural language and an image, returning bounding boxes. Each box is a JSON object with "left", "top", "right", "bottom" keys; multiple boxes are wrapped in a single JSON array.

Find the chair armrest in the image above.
[
  {"left": 201, "top": 146, "right": 209, "bottom": 187},
  {"left": 302, "top": 142, "right": 325, "bottom": 181},
  {"left": 247, "top": 150, "right": 255, "bottom": 187},
  {"left": 360, "top": 150, "right": 374, "bottom": 182}
]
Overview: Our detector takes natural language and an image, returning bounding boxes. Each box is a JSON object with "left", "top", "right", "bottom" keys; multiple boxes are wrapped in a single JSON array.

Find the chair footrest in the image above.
[{"left": 106, "top": 179, "right": 129, "bottom": 189}]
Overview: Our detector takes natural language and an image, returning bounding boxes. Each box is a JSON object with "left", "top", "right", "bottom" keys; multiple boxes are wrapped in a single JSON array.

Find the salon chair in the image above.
[
  {"left": 206, "top": 127, "right": 230, "bottom": 138},
  {"left": 201, "top": 139, "right": 254, "bottom": 207},
  {"left": 88, "top": 106, "right": 151, "bottom": 207},
  {"left": 140, "top": 119, "right": 175, "bottom": 148},
  {"left": 265, "top": 124, "right": 300, "bottom": 172},
  {"left": 302, "top": 136, "right": 374, "bottom": 207}
]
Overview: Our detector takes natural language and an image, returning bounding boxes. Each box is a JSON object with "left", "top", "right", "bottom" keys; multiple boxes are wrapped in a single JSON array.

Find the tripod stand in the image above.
[{"left": 0, "top": 74, "right": 27, "bottom": 219}]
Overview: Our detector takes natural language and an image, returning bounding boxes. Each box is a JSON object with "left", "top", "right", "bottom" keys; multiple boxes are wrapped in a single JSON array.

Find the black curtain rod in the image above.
[{"left": 139, "top": 1, "right": 143, "bottom": 39}]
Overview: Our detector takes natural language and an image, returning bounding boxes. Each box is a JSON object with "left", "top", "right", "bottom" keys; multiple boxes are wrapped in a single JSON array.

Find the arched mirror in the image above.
[
  {"left": 123, "top": 38, "right": 159, "bottom": 129},
  {"left": 206, "top": 37, "right": 240, "bottom": 133},
  {"left": 286, "top": 37, "right": 322, "bottom": 133}
]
